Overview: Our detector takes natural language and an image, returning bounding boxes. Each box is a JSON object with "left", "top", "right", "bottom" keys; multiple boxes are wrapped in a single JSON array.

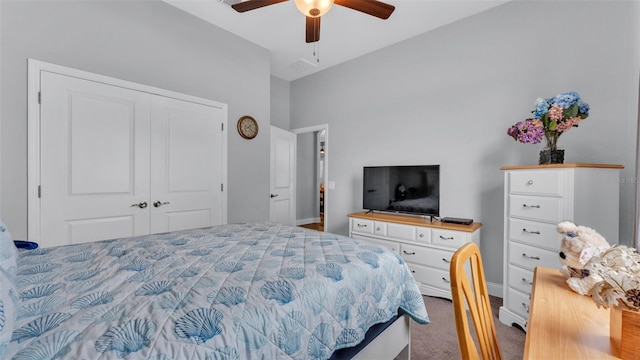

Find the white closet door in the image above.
[
  {"left": 40, "top": 71, "right": 151, "bottom": 247},
  {"left": 149, "top": 96, "right": 224, "bottom": 233}
]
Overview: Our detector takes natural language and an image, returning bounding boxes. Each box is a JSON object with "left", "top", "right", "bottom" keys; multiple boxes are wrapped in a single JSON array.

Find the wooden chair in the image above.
[{"left": 449, "top": 242, "right": 502, "bottom": 360}]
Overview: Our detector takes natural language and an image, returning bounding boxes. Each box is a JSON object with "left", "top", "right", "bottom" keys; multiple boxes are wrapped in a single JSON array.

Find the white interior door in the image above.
[
  {"left": 150, "top": 96, "right": 225, "bottom": 233},
  {"left": 39, "top": 71, "right": 152, "bottom": 247},
  {"left": 270, "top": 126, "right": 296, "bottom": 225}
]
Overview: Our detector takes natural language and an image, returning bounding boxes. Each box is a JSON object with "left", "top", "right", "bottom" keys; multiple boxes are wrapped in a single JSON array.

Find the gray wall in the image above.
[
  {"left": 290, "top": 0, "right": 640, "bottom": 286},
  {"left": 0, "top": 0, "right": 272, "bottom": 238},
  {"left": 271, "top": 76, "right": 291, "bottom": 130}
]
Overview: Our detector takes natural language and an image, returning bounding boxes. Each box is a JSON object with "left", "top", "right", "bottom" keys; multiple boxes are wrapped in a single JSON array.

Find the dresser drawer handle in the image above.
[
  {"left": 521, "top": 277, "right": 533, "bottom": 285},
  {"left": 522, "top": 253, "right": 541, "bottom": 260},
  {"left": 376, "top": 227, "right": 381, "bottom": 231},
  {"left": 442, "top": 277, "right": 450, "bottom": 283},
  {"left": 439, "top": 235, "right": 454, "bottom": 240},
  {"left": 527, "top": 180, "right": 534, "bottom": 185},
  {"left": 419, "top": 233, "right": 425, "bottom": 238},
  {"left": 522, "top": 204, "right": 541, "bottom": 209},
  {"left": 522, "top": 302, "right": 530, "bottom": 313},
  {"left": 442, "top": 258, "right": 451, "bottom": 263},
  {"left": 403, "top": 250, "right": 416, "bottom": 255},
  {"left": 522, "top": 228, "right": 541, "bottom": 235},
  {"left": 357, "top": 224, "right": 367, "bottom": 228}
]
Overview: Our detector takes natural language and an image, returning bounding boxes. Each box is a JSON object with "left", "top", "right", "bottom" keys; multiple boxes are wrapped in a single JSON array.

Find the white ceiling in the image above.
[{"left": 165, "top": 0, "right": 510, "bottom": 81}]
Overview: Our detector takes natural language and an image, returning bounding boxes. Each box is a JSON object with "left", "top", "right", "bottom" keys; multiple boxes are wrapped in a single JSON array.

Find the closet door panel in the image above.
[
  {"left": 150, "top": 96, "right": 224, "bottom": 233},
  {"left": 39, "top": 71, "right": 151, "bottom": 247}
]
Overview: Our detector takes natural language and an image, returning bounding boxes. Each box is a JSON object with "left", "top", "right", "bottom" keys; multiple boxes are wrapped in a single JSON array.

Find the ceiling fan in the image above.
[{"left": 231, "top": 0, "right": 395, "bottom": 43}]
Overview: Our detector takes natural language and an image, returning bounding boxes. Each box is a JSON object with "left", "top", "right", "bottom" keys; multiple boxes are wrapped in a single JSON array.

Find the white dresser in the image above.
[
  {"left": 348, "top": 212, "right": 481, "bottom": 300},
  {"left": 499, "top": 163, "right": 623, "bottom": 330}
]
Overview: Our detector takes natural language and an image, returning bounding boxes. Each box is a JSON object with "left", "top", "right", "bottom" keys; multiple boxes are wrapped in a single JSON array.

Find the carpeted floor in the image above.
[{"left": 410, "top": 295, "right": 526, "bottom": 359}]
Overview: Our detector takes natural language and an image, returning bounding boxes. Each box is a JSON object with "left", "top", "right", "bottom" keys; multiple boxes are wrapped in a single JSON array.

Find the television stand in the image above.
[{"left": 348, "top": 211, "right": 481, "bottom": 299}]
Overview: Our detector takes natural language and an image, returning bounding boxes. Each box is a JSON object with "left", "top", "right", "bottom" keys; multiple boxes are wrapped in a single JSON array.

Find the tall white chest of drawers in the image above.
[
  {"left": 499, "top": 164, "right": 623, "bottom": 330},
  {"left": 348, "top": 212, "right": 481, "bottom": 300}
]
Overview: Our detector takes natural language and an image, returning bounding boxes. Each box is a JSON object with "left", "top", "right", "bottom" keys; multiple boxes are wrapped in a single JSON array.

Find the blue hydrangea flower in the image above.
[
  {"left": 579, "top": 102, "right": 590, "bottom": 116},
  {"left": 553, "top": 91, "right": 581, "bottom": 108},
  {"left": 533, "top": 98, "right": 550, "bottom": 119}
]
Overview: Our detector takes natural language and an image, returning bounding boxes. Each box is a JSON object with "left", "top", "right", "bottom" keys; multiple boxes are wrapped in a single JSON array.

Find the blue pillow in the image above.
[
  {"left": 0, "top": 267, "right": 18, "bottom": 357},
  {"left": 0, "top": 221, "right": 17, "bottom": 279}
]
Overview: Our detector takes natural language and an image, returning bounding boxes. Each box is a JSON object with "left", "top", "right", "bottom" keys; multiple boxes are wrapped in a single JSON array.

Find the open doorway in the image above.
[{"left": 291, "top": 125, "right": 329, "bottom": 232}]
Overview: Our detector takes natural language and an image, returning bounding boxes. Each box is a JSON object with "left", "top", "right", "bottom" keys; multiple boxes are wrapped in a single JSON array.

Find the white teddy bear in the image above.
[{"left": 557, "top": 221, "right": 611, "bottom": 295}]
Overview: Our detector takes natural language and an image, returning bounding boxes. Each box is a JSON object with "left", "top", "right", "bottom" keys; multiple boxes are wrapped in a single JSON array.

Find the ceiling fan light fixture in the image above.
[{"left": 294, "top": 0, "right": 334, "bottom": 17}]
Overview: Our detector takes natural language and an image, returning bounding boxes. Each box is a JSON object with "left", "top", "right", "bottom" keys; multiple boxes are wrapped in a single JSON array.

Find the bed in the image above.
[{"left": 1, "top": 221, "right": 429, "bottom": 359}]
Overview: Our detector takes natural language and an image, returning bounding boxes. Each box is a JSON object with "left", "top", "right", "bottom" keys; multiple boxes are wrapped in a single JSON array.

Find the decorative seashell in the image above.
[
  {"left": 260, "top": 280, "right": 294, "bottom": 305},
  {"left": 108, "top": 248, "right": 128, "bottom": 257},
  {"left": 356, "top": 301, "right": 371, "bottom": 331},
  {"left": 0, "top": 299, "right": 4, "bottom": 331},
  {"left": 17, "top": 273, "right": 56, "bottom": 286},
  {"left": 325, "top": 255, "right": 350, "bottom": 264},
  {"left": 70, "top": 291, "right": 114, "bottom": 309},
  {"left": 19, "top": 283, "right": 66, "bottom": 300},
  {"left": 302, "top": 281, "right": 327, "bottom": 316},
  {"left": 279, "top": 267, "right": 305, "bottom": 280},
  {"left": 334, "top": 288, "right": 355, "bottom": 321},
  {"left": 208, "top": 346, "right": 239, "bottom": 360},
  {"left": 67, "top": 279, "right": 102, "bottom": 294},
  {"left": 238, "top": 240, "right": 258, "bottom": 246},
  {"left": 348, "top": 266, "right": 367, "bottom": 293},
  {"left": 66, "top": 251, "right": 96, "bottom": 263},
  {"left": 168, "top": 238, "right": 189, "bottom": 246},
  {"left": 18, "top": 248, "right": 51, "bottom": 257},
  {"left": 357, "top": 252, "right": 380, "bottom": 269},
  {"left": 360, "top": 244, "right": 385, "bottom": 254},
  {"left": 64, "top": 268, "right": 101, "bottom": 282},
  {"left": 11, "top": 312, "right": 72, "bottom": 342},
  {"left": 214, "top": 261, "right": 245, "bottom": 273},
  {"left": 271, "top": 249, "right": 295, "bottom": 257},
  {"left": 402, "top": 290, "right": 425, "bottom": 313},
  {"left": 239, "top": 252, "right": 260, "bottom": 261},
  {"left": 194, "top": 277, "right": 220, "bottom": 288},
  {"left": 371, "top": 276, "right": 386, "bottom": 302},
  {"left": 312, "top": 241, "right": 334, "bottom": 247},
  {"left": 149, "top": 250, "right": 172, "bottom": 260},
  {"left": 277, "top": 311, "right": 305, "bottom": 355},
  {"left": 18, "top": 263, "right": 61, "bottom": 276},
  {"left": 235, "top": 306, "right": 272, "bottom": 350},
  {"left": 208, "top": 287, "right": 247, "bottom": 306},
  {"left": 316, "top": 263, "right": 343, "bottom": 282},
  {"left": 18, "top": 296, "right": 66, "bottom": 319},
  {"left": 307, "top": 323, "right": 332, "bottom": 359},
  {"left": 19, "top": 255, "right": 49, "bottom": 265},
  {"left": 168, "top": 267, "right": 200, "bottom": 279},
  {"left": 11, "top": 330, "right": 82, "bottom": 360},
  {"left": 174, "top": 308, "right": 223, "bottom": 345},
  {"left": 95, "top": 318, "right": 157, "bottom": 357},
  {"left": 372, "top": 308, "right": 388, "bottom": 323},
  {"left": 119, "top": 259, "right": 152, "bottom": 272},
  {"left": 135, "top": 281, "right": 174, "bottom": 296},
  {"left": 335, "top": 328, "right": 359, "bottom": 348},
  {"left": 80, "top": 304, "right": 130, "bottom": 325},
  {"left": 127, "top": 269, "right": 155, "bottom": 283},
  {"left": 187, "top": 248, "right": 212, "bottom": 256},
  {"left": 153, "top": 292, "right": 192, "bottom": 311}
]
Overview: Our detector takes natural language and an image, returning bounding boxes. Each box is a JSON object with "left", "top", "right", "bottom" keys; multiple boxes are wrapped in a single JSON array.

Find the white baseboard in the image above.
[
  {"left": 296, "top": 217, "right": 320, "bottom": 225},
  {"left": 487, "top": 281, "right": 503, "bottom": 298}
]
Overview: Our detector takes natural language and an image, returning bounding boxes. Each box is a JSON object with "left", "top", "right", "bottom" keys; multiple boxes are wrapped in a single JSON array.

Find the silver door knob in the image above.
[
  {"left": 153, "top": 201, "right": 170, "bottom": 208},
  {"left": 270, "top": 194, "right": 278, "bottom": 198},
  {"left": 131, "top": 201, "right": 148, "bottom": 209}
]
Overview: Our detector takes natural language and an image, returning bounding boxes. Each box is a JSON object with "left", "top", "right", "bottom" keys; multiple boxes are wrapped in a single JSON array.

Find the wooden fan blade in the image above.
[
  {"left": 306, "top": 16, "right": 321, "bottom": 43},
  {"left": 231, "top": 0, "right": 288, "bottom": 13},
  {"left": 334, "top": 0, "right": 395, "bottom": 19}
]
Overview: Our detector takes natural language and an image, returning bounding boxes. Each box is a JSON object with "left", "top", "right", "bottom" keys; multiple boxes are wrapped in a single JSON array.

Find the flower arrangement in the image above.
[
  {"left": 586, "top": 245, "right": 640, "bottom": 311},
  {"left": 507, "top": 91, "right": 590, "bottom": 151}
]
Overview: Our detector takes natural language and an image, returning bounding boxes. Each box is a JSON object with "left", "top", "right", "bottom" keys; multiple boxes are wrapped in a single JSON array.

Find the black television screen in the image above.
[{"left": 363, "top": 165, "right": 440, "bottom": 217}]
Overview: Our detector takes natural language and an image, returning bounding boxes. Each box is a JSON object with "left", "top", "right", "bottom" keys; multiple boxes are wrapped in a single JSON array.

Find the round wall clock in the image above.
[{"left": 237, "top": 115, "right": 259, "bottom": 139}]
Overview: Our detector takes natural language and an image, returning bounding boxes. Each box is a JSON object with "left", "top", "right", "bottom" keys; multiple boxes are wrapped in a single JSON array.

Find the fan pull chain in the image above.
[{"left": 313, "top": 42, "right": 320, "bottom": 63}]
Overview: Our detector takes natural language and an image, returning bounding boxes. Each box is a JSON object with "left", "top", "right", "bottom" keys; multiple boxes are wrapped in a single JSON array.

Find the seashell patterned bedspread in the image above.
[{"left": 6, "top": 222, "right": 429, "bottom": 359}]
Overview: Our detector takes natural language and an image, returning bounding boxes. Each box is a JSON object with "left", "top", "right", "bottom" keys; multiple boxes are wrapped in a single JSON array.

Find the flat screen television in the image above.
[{"left": 363, "top": 165, "right": 440, "bottom": 218}]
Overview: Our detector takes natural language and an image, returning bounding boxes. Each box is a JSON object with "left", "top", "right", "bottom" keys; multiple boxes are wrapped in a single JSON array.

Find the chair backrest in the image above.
[{"left": 449, "top": 242, "right": 502, "bottom": 360}]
